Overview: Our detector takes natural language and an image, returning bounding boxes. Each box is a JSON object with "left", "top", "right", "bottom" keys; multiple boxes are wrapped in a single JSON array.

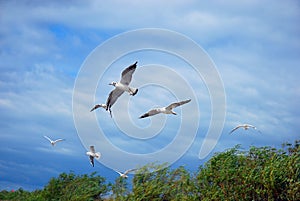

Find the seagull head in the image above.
[{"left": 109, "top": 82, "right": 117, "bottom": 86}]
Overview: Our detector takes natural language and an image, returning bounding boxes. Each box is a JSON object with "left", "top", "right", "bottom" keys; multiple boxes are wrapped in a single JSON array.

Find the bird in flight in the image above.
[
  {"left": 44, "top": 136, "right": 65, "bottom": 146},
  {"left": 86, "top": 145, "right": 101, "bottom": 167},
  {"left": 114, "top": 168, "right": 137, "bottom": 178},
  {"left": 139, "top": 99, "right": 191, "bottom": 119},
  {"left": 229, "top": 124, "right": 261, "bottom": 134},
  {"left": 106, "top": 61, "right": 138, "bottom": 117}
]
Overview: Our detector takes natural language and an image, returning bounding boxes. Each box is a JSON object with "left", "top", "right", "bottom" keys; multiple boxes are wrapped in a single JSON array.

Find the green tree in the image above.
[
  {"left": 128, "top": 163, "right": 196, "bottom": 201},
  {"left": 42, "top": 172, "right": 108, "bottom": 201},
  {"left": 195, "top": 141, "right": 300, "bottom": 201},
  {"left": 111, "top": 177, "right": 130, "bottom": 200}
]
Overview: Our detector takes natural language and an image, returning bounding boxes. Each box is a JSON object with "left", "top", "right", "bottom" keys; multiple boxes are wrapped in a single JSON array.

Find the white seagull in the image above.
[
  {"left": 229, "top": 124, "right": 261, "bottom": 134},
  {"left": 44, "top": 136, "right": 65, "bottom": 146},
  {"left": 139, "top": 99, "right": 191, "bottom": 119},
  {"left": 114, "top": 169, "right": 137, "bottom": 178},
  {"left": 106, "top": 61, "right": 138, "bottom": 116},
  {"left": 86, "top": 145, "right": 101, "bottom": 167}
]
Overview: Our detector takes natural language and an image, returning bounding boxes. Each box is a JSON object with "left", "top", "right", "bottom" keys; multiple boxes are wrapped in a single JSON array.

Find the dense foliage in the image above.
[
  {"left": 0, "top": 172, "right": 108, "bottom": 201},
  {"left": 1, "top": 140, "right": 299, "bottom": 201}
]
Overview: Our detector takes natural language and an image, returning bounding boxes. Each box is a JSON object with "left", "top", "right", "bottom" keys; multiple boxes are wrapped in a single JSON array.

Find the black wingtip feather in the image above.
[{"left": 139, "top": 113, "right": 149, "bottom": 119}]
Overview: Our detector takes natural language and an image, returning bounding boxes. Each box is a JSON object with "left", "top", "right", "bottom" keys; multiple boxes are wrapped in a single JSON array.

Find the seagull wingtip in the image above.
[{"left": 139, "top": 115, "right": 147, "bottom": 119}]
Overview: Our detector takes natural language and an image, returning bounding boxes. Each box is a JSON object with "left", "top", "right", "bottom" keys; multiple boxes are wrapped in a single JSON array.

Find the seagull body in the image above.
[
  {"left": 139, "top": 99, "right": 191, "bottom": 119},
  {"left": 86, "top": 146, "right": 101, "bottom": 167},
  {"left": 44, "top": 136, "right": 65, "bottom": 146},
  {"left": 115, "top": 169, "right": 136, "bottom": 178},
  {"left": 106, "top": 62, "right": 138, "bottom": 116},
  {"left": 229, "top": 124, "right": 260, "bottom": 134}
]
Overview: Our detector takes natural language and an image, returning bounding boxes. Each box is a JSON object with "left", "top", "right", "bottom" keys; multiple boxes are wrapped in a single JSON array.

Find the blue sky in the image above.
[{"left": 1, "top": 0, "right": 299, "bottom": 191}]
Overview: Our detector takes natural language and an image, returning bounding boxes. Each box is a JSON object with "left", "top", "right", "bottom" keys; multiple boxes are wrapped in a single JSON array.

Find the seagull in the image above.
[
  {"left": 106, "top": 61, "right": 138, "bottom": 116},
  {"left": 44, "top": 136, "right": 65, "bottom": 146},
  {"left": 139, "top": 99, "right": 191, "bottom": 119},
  {"left": 229, "top": 124, "right": 261, "bottom": 134},
  {"left": 114, "top": 169, "right": 137, "bottom": 178},
  {"left": 86, "top": 145, "right": 101, "bottom": 167}
]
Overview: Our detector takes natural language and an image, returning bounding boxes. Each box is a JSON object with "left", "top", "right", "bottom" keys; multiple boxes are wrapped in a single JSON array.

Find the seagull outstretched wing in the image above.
[
  {"left": 53, "top": 139, "right": 65, "bottom": 143},
  {"left": 90, "top": 104, "right": 106, "bottom": 112},
  {"left": 166, "top": 99, "right": 191, "bottom": 110},
  {"left": 106, "top": 89, "right": 124, "bottom": 113},
  {"left": 247, "top": 124, "right": 257, "bottom": 129},
  {"left": 120, "top": 62, "right": 137, "bottom": 85},
  {"left": 229, "top": 125, "right": 243, "bottom": 134},
  {"left": 114, "top": 170, "right": 123, "bottom": 176},
  {"left": 139, "top": 109, "right": 161, "bottom": 118},
  {"left": 124, "top": 168, "right": 137, "bottom": 175},
  {"left": 44, "top": 135, "right": 52, "bottom": 142}
]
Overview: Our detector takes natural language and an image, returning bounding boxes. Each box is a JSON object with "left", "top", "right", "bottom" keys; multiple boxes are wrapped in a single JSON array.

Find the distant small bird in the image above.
[
  {"left": 44, "top": 136, "right": 65, "bottom": 146},
  {"left": 229, "top": 124, "right": 260, "bottom": 134},
  {"left": 90, "top": 103, "right": 107, "bottom": 112},
  {"left": 139, "top": 99, "right": 191, "bottom": 119},
  {"left": 106, "top": 61, "right": 138, "bottom": 116},
  {"left": 114, "top": 169, "right": 137, "bottom": 178},
  {"left": 86, "top": 146, "right": 101, "bottom": 167}
]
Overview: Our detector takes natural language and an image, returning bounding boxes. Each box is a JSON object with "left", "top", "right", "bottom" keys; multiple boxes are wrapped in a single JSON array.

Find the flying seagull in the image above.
[
  {"left": 139, "top": 99, "right": 191, "bottom": 119},
  {"left": 114, "top": 169, "right": 137, "bottom": 178},
  {"left": 44, "top": 136, "right": 65, "bottom": 146},
  {"left": 106, "top": 61, "right": 138, "bottom": 116},
  {"left": 229, "top": 124, "right": 261, "bottom": 134},
  {"left": 86, "top": 145, "right": 101, "bottom": 167}
]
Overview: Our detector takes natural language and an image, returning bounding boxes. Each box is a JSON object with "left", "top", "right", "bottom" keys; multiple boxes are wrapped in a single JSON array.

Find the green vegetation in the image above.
[{"left": 1, "top": 140, "right": 299, "bottom": 201}]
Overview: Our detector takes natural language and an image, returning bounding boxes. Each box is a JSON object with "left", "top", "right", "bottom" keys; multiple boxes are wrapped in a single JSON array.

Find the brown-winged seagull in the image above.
[
  {"left": 229, "top": 124, "right": 261, "bottom": 134},
  {"left": 86, "top": 145, "right": 101, "bottom": 167},
  {"left": 106, "top": 61, "right": 138, "bottom": 116},
  {"left": 114, "top": 168, "right": 137, "bottom": 178},
  {"left": 44, "top": 135, "right": 65, "bottom": 146},
  {"left": 139, "top": 99, "right": 191, "bottom": 119}
]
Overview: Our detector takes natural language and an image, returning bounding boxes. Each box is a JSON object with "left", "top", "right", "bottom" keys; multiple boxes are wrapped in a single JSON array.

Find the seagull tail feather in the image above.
[{"left": 131, "top": 88, "right": 138, "bottom": 96}]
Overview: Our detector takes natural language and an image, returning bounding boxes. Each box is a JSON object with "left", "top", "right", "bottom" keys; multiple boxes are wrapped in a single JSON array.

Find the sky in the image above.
[{"left": 0, "top": 0, "right": 299, "bottom": 191}]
